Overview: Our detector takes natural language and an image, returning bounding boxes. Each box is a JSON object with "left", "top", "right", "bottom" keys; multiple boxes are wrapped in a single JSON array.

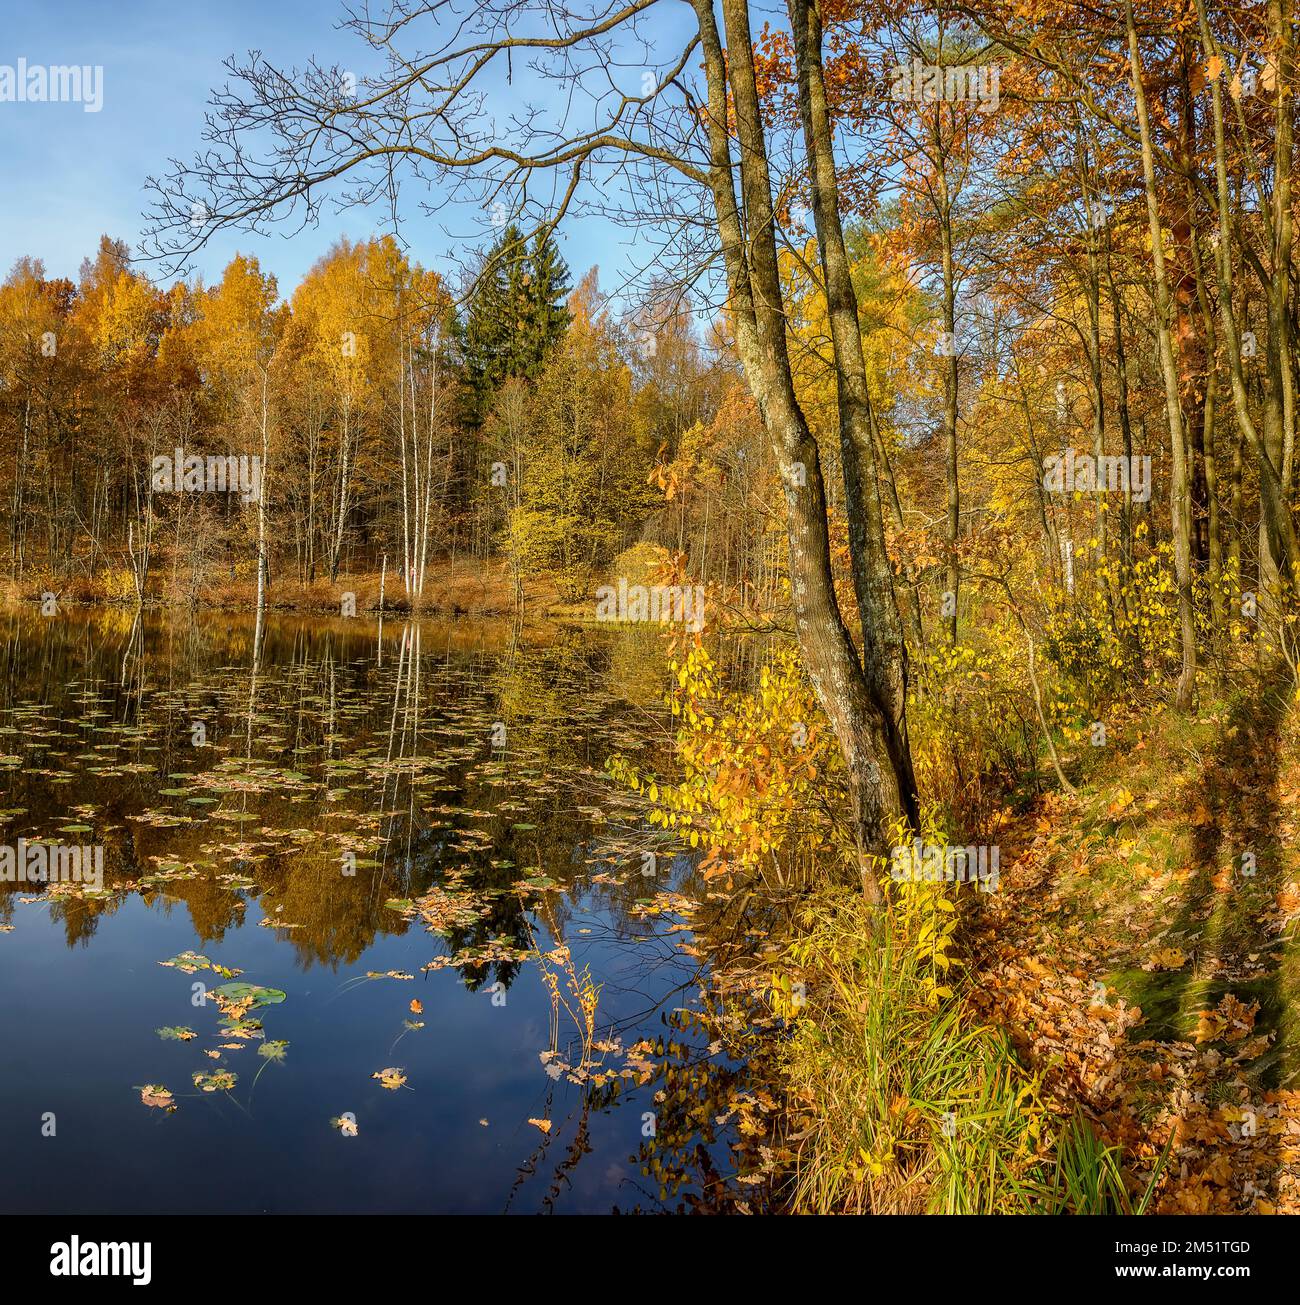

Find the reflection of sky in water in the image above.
[{"left": 0, "top": 610, "right": 716, "bottom": 1213}]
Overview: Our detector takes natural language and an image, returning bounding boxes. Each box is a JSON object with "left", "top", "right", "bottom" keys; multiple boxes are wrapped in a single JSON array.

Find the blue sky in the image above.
[{"left": 0, "top": 0, "right": 654, "bottom": 300}]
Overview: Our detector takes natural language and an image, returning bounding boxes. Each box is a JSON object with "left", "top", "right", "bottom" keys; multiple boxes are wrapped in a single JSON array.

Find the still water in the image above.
[{"left": 0, "top": 608, "right": 721, "bottom": 1213}]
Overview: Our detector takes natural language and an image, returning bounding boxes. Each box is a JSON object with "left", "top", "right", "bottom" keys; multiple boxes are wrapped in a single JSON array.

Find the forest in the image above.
[{"left": 4, "top": 0, "right": 1300, "bottom": 1240}]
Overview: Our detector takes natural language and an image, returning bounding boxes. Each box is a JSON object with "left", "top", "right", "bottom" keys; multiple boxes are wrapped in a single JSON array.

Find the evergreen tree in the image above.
[
  {"left": 463, "top": 224, "right": 526, "bottom": 419},
  {"left": 463, "top": 225, "right": 571, "bottom": 422},
  {"left": 523, "top": 230, "right": 571, "bottom": 367}
]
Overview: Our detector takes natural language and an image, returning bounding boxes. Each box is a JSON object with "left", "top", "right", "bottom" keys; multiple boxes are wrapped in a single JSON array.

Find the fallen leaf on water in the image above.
[
  {"left": 528, "top": 1117, "right": 552, "bottom": 1134},
  {"left": 193, "top": 1070, "right": 237, "bottom": 1092},
  {"left": 372, "top": 1067, "right": 407, "bottom": 1090},
  {"left": 140, "top": 1084, "right": 176, "bottom": 1111},
  {"left": 331, "top": 1115, "right": 358, "bottom": 1137},
  {"left": 158, "top": 951, "right": 210, "bottom": 974},
  {"left": 409, "top": 998, "right": 423, "bottom": 1015},
  {"left": 210, "top": 982, "right": 286, "bottom": 1020},
  {"left": 155, "top": 1026, "right": 196, "bottom": 1042}
]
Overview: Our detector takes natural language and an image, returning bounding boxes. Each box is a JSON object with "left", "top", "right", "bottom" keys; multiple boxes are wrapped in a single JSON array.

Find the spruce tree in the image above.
[
  {"left": 463, "top": 225, "right": 572, "bottom": 422},
  {"left": 523, "top": 230, "right": 571, "bottom": 370},
  {"left": 463, "top": 224, "right": 529, "bottom": 419}
]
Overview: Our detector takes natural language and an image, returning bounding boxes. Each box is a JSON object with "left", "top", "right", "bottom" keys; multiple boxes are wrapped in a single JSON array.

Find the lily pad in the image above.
[
  {"left": 156, "top": 1026, "right": 197, "bottom": 1041},
  {"left": 158, "top": 951, "right": 211, "bottom": 973},
  {"left": 212, "top": 982, "right": 286, "bottom": 1009}
]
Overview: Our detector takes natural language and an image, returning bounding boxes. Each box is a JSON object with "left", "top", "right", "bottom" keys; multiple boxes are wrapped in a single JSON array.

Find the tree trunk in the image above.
[
  {"left": 692, "top": 0, "right": 919, "bottom": 896},
  {"left": 1127, "top": 0, "right": 1198, "bottom": 708}
]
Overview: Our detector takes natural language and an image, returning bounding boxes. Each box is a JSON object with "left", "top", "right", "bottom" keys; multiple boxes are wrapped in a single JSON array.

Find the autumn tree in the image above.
[{"left": 143, "top": 0, "right": 923, "bottom": 887}]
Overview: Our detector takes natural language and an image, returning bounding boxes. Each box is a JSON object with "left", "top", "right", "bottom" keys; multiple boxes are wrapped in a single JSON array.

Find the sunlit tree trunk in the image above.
[
  {"left": 1127, "top": 0, "right": 1198, "bottom": 708},
  {"left": 694, "top": 0, "right": 917, "bottom": 897}
]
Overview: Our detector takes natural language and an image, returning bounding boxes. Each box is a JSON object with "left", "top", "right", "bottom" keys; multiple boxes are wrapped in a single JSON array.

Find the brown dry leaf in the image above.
[
  {"left": 1234, "top": 1033, "right": 1272, "bottom": 1061},
  {"left": 140, "top": 1084, "right": 175, "bottom": 1111},
  {"left": 1146, "top": 947, "right": 1187, "bottom": 972},
  {"left": 1218, "top": 993, "right": 1259, "bottom": 1042},
  {"left": 216, "top": 996, "right": 254, "bottom": 1023},
  {"left": 528, "top": 1117, "right": 552, "bottom": 1134},
  {"left": 409, "top": 998, "right": 423, "bottom": 1015}
]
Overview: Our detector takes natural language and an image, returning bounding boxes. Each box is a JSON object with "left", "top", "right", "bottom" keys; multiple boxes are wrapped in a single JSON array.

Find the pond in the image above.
[{"left": 0, "top": 607, "right": 731, "bottom": 1214}]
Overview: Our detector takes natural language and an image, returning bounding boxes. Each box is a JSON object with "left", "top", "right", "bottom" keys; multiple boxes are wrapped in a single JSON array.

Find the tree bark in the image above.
[{"left": 1127, "top": 0, "right": 1198, "bottom": 708}]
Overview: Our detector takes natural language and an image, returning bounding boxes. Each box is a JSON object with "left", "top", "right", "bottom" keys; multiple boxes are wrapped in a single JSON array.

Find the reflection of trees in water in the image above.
[
  {"left": 503, "top": 1074, "right": 632, "bottom": 1214},
  {"left": 0, "top": 611, "right": 686, "bottom": 992},
  {"left": 43, "top": 894, "right": 115, "bottom": 948},
  {"left": 0, "top": 607, "right": 753, "bottom": 1208},
  {"left": 146, "top": 875, "right": 247, "bottom": 947},
  {"left": 438, "top": 880, "right": 529, "bottom": 995},
  {"left": 628, "top": 1007, "right": 777, "bottom": 1214}
]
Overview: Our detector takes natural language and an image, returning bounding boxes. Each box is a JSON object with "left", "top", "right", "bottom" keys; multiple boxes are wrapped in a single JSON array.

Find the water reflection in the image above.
[{"left": 0, "top": 607, "right": 724, "bottom": 1214}]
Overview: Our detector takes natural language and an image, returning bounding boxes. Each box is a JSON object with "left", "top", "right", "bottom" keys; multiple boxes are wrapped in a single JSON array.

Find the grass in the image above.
[
  {"left": 0, "top": 557, "right": 562, "bottom": 618},
  {"left": 776, "top": 882, "right": 1154, "bottom": 1213},
  {"left": 774, "top": 663, "right": 1300, "bottom": 1214},
  {"left": 1046, "top": 1116, "right": 1171, "bottom": 1214}
]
